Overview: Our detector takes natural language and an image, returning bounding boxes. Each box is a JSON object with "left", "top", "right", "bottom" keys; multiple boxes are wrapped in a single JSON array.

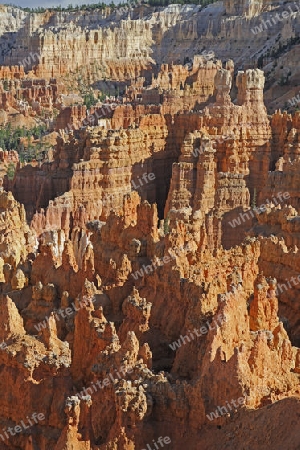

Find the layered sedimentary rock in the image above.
[
  {"left": 127, "top": 57, "right": 224, "bottom": 115},
  {"left": 246, "top": 206, "right": 300, "bottom": 347},
  {"left": 0, "top": 66, "right": 25, "bottom": 80},
  {"left": 0, "top": 185, "right": 299, "bottom": 449},
  {"left": 12, "top": 64, "right": 270, "bottom": 248},
  {"left": 1, "top": 2, "right": 300, "bottom": 112},
  {"left": 0, "top": 150, "right": 19, "bottom": 184},
  {"left": 55, "top": 105, "right": 87, "bottom": 132},
  {"left": 14, "top": 104, "right": 171, "bottom": 232},
  {"left": 0, "top": 74, "right": 64, "bottom": 118},
  {"left": 0, "top": 191, "right": 36, "bottom": 283},
  {"left": 223, "top": 0, "right": 277, "bottom": 17},
  {"left": 0, "top": 4, "right": 300, "bottom": 448},
  {"left": 1, "top": 7, "right": 155, "bottom": 79},
  {"left": 165, "top": 68, "right": 272, "bottom": 250},
  {"left": 0, "top": 150, "right": 19, "bottom": 165}
]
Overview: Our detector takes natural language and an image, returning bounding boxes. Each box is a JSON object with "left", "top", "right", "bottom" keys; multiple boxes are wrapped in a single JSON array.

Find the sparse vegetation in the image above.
[
  {"left": 84, "top": 92, "right": 98, "bottom": 110},
  {"left": 251, "top": 188, "right": 257, "bottom": 209},
  {"left": 3, "top": 80, "right": 9, "bottom": 91},
  {"left": 7, "top": 0, "right": 219, "bottom": 13},
  {"left": 0, "top": 124, "right": 48, "bottom": 162},
  {"left": 6, "top": 162, "right": 15, "bottom": 180},
  {"left": 7, "top": 2, "right": 109, "bottom": 13},
  {"left": 278, "top": 71, "right": 291, "bottom": 86},
  {"left": 148, "top": 0, "right": 218, "bottom": 5},
  {"left": 164, "top": 216, "right": 170, "bottom": 235}
]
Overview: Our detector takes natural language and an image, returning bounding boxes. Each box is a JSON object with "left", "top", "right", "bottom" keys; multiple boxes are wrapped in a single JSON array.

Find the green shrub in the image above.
[
  {"left": 164, "top": 216, "right": 170, "bottom": 235},
  {"left": 6, "top": 162, "right": 15, "bottom": 180},
  {"left": 0, "top": 124, "right": 47, "bottom": 162},
  {"left": 84, "top": 92, "right": 97, "bottom": 109}
]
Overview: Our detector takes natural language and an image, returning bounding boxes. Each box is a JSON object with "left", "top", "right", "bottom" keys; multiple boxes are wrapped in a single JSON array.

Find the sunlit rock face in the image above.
[{"left": 0, "top": 2, "right": 299, "bottom": 449}]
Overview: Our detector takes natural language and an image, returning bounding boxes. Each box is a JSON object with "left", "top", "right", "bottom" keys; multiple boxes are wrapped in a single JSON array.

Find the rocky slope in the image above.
[
  {"left": 0, "top": 1, "right": 299, "bottom": 449},
  {"left": 0, "top": 62, "right": 298, "bottom": 448},
  {"left": 1, "top": 1, "right": 300, "bottom": 111}
]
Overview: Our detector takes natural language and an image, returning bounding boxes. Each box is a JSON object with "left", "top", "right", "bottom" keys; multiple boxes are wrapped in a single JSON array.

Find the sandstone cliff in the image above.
[
  {"left": 0, "top": 2, "right": 299, "bottom": 449},
  {"left": 1, "top": 2, "right": 300, "bottom": 111}
]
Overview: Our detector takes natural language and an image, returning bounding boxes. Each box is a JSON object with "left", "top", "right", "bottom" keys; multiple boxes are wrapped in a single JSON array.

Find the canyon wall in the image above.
[
  {"left": 0, "top": 2, "right": 300, "bottom": 111},
  {"left": 0, "top": 187, "right": 299, "bottom": 449},
  {"left": 0, "top": 3, "right": 299, "bottom": 449}
]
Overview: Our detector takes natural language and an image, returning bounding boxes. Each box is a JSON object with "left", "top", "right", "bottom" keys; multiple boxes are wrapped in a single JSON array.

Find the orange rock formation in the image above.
[{"left": 0, "top": 4, "right": 299, "bottom": 447}]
